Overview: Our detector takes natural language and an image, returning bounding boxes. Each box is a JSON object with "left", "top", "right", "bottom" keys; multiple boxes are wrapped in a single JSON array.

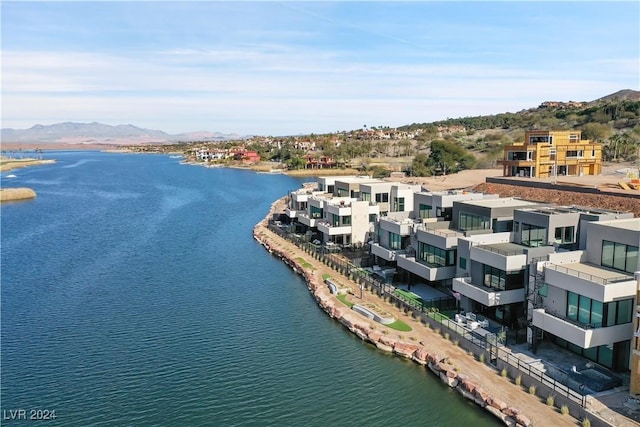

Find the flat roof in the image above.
[
  {"left": 592, "top": 218, "right": 640, "bottom": 232},
  {"left": 459, "top": 197, "right": 540, "bottom": 209},
  {"left": 555, "top": 262, "right": 633, "bottom": 281}
]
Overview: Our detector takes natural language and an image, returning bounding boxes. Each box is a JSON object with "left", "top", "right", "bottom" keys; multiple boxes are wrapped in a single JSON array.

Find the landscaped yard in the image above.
[
  {"left": 296, "top": 257, "right": 315, "bottom": 270},
  {"left": 387, "top": 319, "right": 412, "bottom": 332},
  {"left": 337, "top": 294, "right": 354, "bottom": 308}
]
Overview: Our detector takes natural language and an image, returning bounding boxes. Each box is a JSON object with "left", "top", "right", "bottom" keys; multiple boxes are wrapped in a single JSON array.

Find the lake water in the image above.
[{"left": 1, "top": 151, "right": 497, "bottom": 426}]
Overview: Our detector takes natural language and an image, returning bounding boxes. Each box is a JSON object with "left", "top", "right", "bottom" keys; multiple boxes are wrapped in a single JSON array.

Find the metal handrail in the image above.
[{"left": 545, "top": 263, "right": 632, "bottom": 285}]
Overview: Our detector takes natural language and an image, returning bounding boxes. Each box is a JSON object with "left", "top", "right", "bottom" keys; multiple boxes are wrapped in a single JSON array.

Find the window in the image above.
[
  {"left": 419, "top": 204, "right": 433, "bottom": 219},
  {"left": 418, "top": 242, "right": 456, "bottom": 267},
  {"left": 336, "top": 187, "right": 349, "bottom": 197},
  {"left": 361, "top": 192, "right": 371, "bottom": 202},
  {"left": 389, "top": 232, "right": 402, "bottom": 250},
  {"left": 458, "top": 212, "right": 490, "bottom": 232},
  {"left": 602, "top": 240, "right": 638, "bottom": 274},
  {"left": 521, "top": 223, "right": 547, "bottom": 247},
  {"left": 331, "top": 213, "right": 339, "bottom": 226},
  {"left": 392, "top": 197, "right": 405, "bottom": 212},
  {"left": 482, "top": 265, "right": 525, "bottom": 291},
  {"left": 529, "top": 135, "right": 550, "bottom": 143},
  {"left": 566, "top": 150, "right": 583, "bottom": 158},
  {"left": 537, "top": 283, "right": 548, "bottom": 297},
  {"left": 566, "top": 291, "right": 633, "bottom": 328},
  {"left": 569, "top": 134, "right": 579, "bottom": 142},
  {"left": 459, "top": 257, "right": 467, "bottom": 269},
  {"left": 311, "top": 206, "right": 323, "bottom": 219},
  {"left": 375, "top": 193, "right": 389, "bottom": 203},
  {"left": 342, "top": 215, "right": 351, "bottom": 225},
  {"left": 369, "top": 214, "right": 377, "bottom": 223},
  {"left": 554, "top": 226, "right": 575, "bottom": 244}
]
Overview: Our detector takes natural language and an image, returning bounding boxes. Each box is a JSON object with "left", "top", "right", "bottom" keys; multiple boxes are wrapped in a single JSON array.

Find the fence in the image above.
[
  {"left": 498, "top": 350, "right": 588, "bottom": 408},
  {"left": 266, "top": 220, "right": 589, "bottom": 408}
]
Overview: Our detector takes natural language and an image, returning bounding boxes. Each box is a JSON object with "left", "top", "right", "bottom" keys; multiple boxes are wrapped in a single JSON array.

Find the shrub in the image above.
[
  {"left": 582, "top": 417, "right": 591, "bottom": 427},
  {"left": 444, "top": 332, "right": 450, "bottom": 340},
  {"left": 560, "top": 405, "right": 569, "bottom": 415},
  {"left": 515, "top": 375, "right": 522, "bottom": 386},
  {"left": 478, "top": 353, "right": 485, "bottom": 363},
  {"left": 434, "top": 328, "right": 441, "bottom": 335},
  {"left": 546, "top": 395, "right": 555, "bottom": 406},
  {"left": 529, "top": 385, "right": 536, "bottom": 395},
  {"left": 501, "top": 368, "right": 508, "bottom": 378},
  {"left": 453, "top": 339, "right": 459, "bottom": 346}
]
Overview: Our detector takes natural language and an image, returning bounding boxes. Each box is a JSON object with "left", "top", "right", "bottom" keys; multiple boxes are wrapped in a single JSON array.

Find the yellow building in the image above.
[{"left": 501, "top": 130, "right": 602, "bottom": 178}]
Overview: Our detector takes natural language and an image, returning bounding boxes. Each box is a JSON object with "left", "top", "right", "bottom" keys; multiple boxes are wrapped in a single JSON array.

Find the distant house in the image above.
[
  {"left": 234, "top": 150, "right": 260, "bottom": 164},
  {"left": 500, "top": 130, "right": 602, "bottom": 178},
  {"left": 304, "top": 155, "right": 337, "bottom": 169}
]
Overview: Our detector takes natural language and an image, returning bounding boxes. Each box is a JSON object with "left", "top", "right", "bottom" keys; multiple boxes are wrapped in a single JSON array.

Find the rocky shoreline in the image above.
[{"left": 253, "top": 199, "right": 537, "bottom": 427}]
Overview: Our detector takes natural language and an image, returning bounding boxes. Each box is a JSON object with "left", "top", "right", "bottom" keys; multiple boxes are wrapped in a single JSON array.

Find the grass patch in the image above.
[
  {"left": 322, "top": 273, "right": 332, "bottom": 280},
  {"left": 336, "top": 294, "right": 354, "bottom": 308},
  {"left": 386, "top": 319, "right": 412, "bottom": 332},
  {"left": 295, "top": 257, "right": 314, "bottom": 270}
]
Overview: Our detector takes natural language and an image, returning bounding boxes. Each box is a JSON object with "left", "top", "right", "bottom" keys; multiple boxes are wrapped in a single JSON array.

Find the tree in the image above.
[
  {"left": 426, "top": 140, "right": 476, "bottom": 175},
  {"left": 581, "top": 123, "right": 612, "bottom": 142}
]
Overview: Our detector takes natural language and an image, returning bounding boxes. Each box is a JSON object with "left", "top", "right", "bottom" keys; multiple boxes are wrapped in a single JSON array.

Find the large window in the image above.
[
  {"left": 360, "top": 192, "right": 371, "bottom": 202},
  {"left": 483, "top": 265, "right": 525, "bottom": 291},
  {"left": 459, "top": 212, "right": 490, "bottom": 232},
  {"left": 342, "top": 215, "right": 351, "bottom": 225},
  {"left": 417, "top": 242, "right": 456, "bottom": 267},
  {"left": 602, "top": 240, "right": 638, "bottom": 274},
  {"left": 566, "top": 150, "right": 584, "bottom": 158},
  {"left": 392, "top": 197, "right": 405, "bottom": 212},
  {"left": 521, "top": 223, "right": 547, "bottom": 247},
  {"left": 375, "top": 193, "right": 389, "bottom": 203},
  {"left": 554, "top": 226, "right": 575, "bottom": 244},
  {"left": 336, "top": 187, "right": 349, "bottom": 197},
  {"left": 310, "top": 206, "right": 323, "bottom": 219},
  {"left": 419, "top": 204, "right": 433, "bottom": 219},
  {"left": 331, "top": 213, "right": 339, "bottom": 226},
  {"left": 566, "top": 291, "right": 633, "bottom": 328},
  {"left": 389, "top": 232, "right": 402, "bottom": 250}
]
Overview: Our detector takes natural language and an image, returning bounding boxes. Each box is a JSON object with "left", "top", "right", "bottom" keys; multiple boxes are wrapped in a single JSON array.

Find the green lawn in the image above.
[
  {"left": 295, "top": 257, "right": 314, "bottom": 270},
  {"left": 386, "top": 319, "right": 412, "bottom": 332},
  {"left": 394, "top": 289, "right": 424, "bottom": 307},
  {"left": 337, "top": 294, "right": 354, "bottom": 308},
  {"left": 322, "top": 273, "right": 332, "bottom": 280}
]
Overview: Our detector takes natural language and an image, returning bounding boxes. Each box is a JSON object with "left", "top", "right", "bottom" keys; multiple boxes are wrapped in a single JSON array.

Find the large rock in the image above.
[
  {"left": 412, "top": 348, "right": 430, "bottom": 365},
  {"left": 379, "top": 335, "right": 396, "bottom": 348},
  {"left": 474, "top": 387, "right": 490, "bottom": 407},
  {"left": 459, "top": 377, "right": 477, "bottom": 395},
  {"left": 514, "top": 413, "right": 531, "bottom": 427},
  {"left": 502, "top": 407, "right": 521, "bottom": 418},
  {"left": 376, "top": 342, "right": 393, "bottom": 353},
  {"left": 488, "top": 397, "right": 508, "bottom": 411},
  {"left": 393, "top": 342, "right": 420, "bottom": 359},
  {"left": 485, "top": 405, "right": 515, "bottom": 426},
  {"left": 367, "top": 331, "right": 383, "bottom": 344}
]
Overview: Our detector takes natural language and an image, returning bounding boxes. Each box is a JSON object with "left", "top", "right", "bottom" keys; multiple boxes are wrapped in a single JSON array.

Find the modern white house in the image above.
[{"left": 531, "top": 218, "right": 639, "bottom": 371}]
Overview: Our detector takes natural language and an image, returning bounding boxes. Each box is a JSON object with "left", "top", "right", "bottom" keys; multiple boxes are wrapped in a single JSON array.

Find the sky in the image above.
[{"left": 2, "top": 1, "right": 639, "bottom": 136}]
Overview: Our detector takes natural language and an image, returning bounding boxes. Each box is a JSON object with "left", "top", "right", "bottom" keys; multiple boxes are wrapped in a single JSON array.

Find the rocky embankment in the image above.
[
  {"left": 1, "top": 188, "right": 37, "bottom": 202},
  {"left": 253, "top": 213, "right": 534, "bottom": 427}
]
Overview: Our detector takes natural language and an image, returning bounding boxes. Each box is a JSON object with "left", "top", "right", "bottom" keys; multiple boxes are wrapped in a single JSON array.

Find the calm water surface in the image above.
[{"left": 1, "top": 152, "right": 497, "bottom": 426}]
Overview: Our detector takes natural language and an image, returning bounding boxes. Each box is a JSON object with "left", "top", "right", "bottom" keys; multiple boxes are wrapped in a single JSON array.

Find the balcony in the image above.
[
  {"left": 285, "top": 208, "right": 297, "bottom": 219},
  {"left": 297, "top": 213, "right": 320, "bottom": 228},
  {"left": 378, "top": 217, "right": 415, "bottom": 236},
  {"left": 470, "top": 243, "right": 527, "bottom": 271},
  {"left": 370, "top": 243, "right": 397, "bottom": 261},
  {"left": 326, "top": 203, "right": 352, "bottom": 216},
  {"left": 317, "top": 221, "right": 352, "bottom": 236},
  {"left": 415, "top": 226, "right": 461, "bottom": 249},
  {"left": 532, "top": 309, "right": 634, "bottom": 348},
  {"left": 396, "top": 254, "right": 456, "bottom": 282},
  {"left": 544, "top": 263, "right": 636, "bottom": 302},
  {"left": 452, "top": 277, "right": 525, "bottom": 307}
]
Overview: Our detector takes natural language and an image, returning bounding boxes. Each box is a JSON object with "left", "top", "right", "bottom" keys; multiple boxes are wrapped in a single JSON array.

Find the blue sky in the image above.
[{"left": 2, "top": 1, "right": 639, "bottom": 136}]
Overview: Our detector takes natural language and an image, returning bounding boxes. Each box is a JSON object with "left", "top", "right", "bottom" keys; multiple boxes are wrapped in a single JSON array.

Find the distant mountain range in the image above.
[{"left": 0, "top": 122, "right": 248, "bottom": 144}]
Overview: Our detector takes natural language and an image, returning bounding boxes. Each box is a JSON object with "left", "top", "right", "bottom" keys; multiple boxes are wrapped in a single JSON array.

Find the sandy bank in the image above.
[
  {"left": 0, "top": 158, "right": 56, "bottom": 172},
  {"left": 1, "top": 188, "right": 37, "bottom": 202}
]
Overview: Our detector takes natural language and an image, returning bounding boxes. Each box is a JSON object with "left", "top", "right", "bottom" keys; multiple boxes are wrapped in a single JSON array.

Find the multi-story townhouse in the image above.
[
  {"left": 531, "top": 218, "right": 639, "bottom": 371},
  {"left": 395, "top": 195, "right": 527, "bottom": 293},
  {"left": 632, "top": 281, "right": 640, "bottom": 394},
  {"left": 450, "top": 198, "right": 549, "bottom": 328},
  {"left": 500, "top": 130, "right": 602, "bottom": 178},
  {"left": 317, "top": 196, "right": 380, "bottom": 246}
]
